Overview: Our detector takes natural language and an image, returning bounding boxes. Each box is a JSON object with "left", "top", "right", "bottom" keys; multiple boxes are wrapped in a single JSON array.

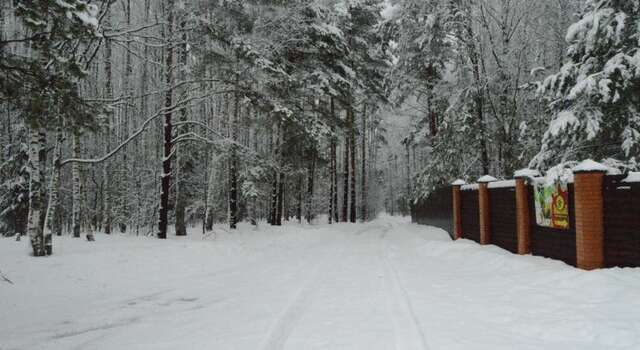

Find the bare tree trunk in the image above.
[
  {"left": 118, "top": 0, "right": 133, "bottom": 234},
  {"left": 405, "top": 141, "right": 411, "bottom": 213},
  {"left": 305, "top": 149, "right": 316, "bottom": 224},
  {"left": 342, "top": 123, "right": 349, "bottom": 222},
  {"left": 158, "top": 0, "right": 175, "bottom": 239},
  {"left": 175, "top": 10, "right": 189, "bottom": 236},
  {"left": 27, "top": 128, "right": 48, "bottom": 256},
  {"left": 360, "top": 105, "right": 367, "bottom": 222},
  {"left": 269, "top": 121, "right": 281, "bottom": 225},
  {"left": 329, "top": 97, "right": 338, "bottom": 224},
  {"left": 42, "top": 131, "right": 61, "bottom": 244},
  {"left": 270, "top": 175, "right": 278, "bottom": 225},
  {"left": 48, "top": 126, "right": 63, "bottom": 236},
  {"left": 276, "top": 173, "right": 284, "bottom": 226},
  {"left": 174, "top": 151, "right": 186, "bottom": 235},
  {"left": 281, "top": 176, "right": 288, "bottom": 222},
  {"left": 229, "top": 66, "right": 240, "bottom": 229},
  {"left": 276, "top": 123, "right": 284, "bottom": 226},
  {"left": 329, "top": 158, "right": 334, "bottom": 223},
  {"left": 332, "top": 118, "right": 339, "bottom": 223},
  {"left": 205, "top": 153, "right": 219, "bottom": 231},
  {"left": 136, "top": 0, "right": 151, "bottom": 236},
  {"left": 349, "top": 107, "right": 356, "bottom": 223},
  {"left": 102, "top": 11, "right": 113, "bottom": 235},
  {"left": 71, "top": 133, "right": 81, "bottom": 237},
  {"left": 329, "top": 136, "right": 336, "bottom": 224},
  {"left": 388, "top": 155, "right": 395, "bottom": 216},
  {"left": 296, "top": 173, "right": 303, "bottom": 223}
]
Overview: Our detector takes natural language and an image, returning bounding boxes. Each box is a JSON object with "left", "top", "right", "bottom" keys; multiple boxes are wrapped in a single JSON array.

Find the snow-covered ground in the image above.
[{"left": 1, "top": 216, "right": 640, "bottom": 350}]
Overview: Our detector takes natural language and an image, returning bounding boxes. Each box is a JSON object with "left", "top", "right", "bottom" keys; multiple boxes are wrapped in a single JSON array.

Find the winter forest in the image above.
[
  {"left": 1, "top": 0, "right": 639, "bottom": 256},
  {"left": 2, "top": 0, "right": 640, "bottom": 349}
]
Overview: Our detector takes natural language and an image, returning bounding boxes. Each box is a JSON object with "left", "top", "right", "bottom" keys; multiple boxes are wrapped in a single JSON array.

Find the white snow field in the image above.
[{"left": 2, "top": 216, "right": 640, "bottom": 350}]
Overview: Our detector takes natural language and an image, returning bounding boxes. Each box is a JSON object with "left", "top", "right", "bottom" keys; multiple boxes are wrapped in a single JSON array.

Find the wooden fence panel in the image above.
[
  {"left": 461, "top": 189, "right": 480, "bottom": 243},
  {"left": 528, "top": 184, "right": 577, "bottom": 266},
  {"left": 489, "top": 187, "right": 518, "bottom": 253},
  {"left": 604, "top": 176, "right": 640, "bottom": 268},
  {"left": 411, "top": 187, "right": 453, "bottom": 238}
]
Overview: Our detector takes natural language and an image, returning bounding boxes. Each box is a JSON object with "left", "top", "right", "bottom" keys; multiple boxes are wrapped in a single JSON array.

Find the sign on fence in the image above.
[{"left": 534, "top": 183, "right": 570, "bottom": 229}]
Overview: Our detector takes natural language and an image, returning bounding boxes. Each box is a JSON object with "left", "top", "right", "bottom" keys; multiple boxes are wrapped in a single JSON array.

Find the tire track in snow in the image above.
[{"left": 382, "top": 232, "right": 431, "bottom": 350}]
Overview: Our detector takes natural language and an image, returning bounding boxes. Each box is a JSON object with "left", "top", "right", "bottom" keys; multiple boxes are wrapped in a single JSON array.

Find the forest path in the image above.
[{"left": 2, "top": 216, "right": 640, "bottom": 350}]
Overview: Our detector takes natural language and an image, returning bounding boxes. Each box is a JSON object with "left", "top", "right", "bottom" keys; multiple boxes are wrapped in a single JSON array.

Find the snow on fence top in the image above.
[
  {"left": 572, "top": 159, "right": 609, "bottom": 173},
  {"left": 514, "top": 168, "right": 541, "bottom": 178},
  {"left": 530, "top": 177, "right": 552, "bottom": 185},
  {"left": 478, "top": 175, "right": 498, "bottom": 183},
  {"left": 488, "top": 180, "right": 516, "bottom": 189},
  {"left": 622, "top": 172, "right": 640, "bottom": 183},
  {"left": 451, "top": 179, "right": 466, "bottom": 186},
  {"left": 460, "top": 180, "right": 517, "bottom": 190},
  {"left": 461, "top": 184, "right": 479, "bottom": 191}
]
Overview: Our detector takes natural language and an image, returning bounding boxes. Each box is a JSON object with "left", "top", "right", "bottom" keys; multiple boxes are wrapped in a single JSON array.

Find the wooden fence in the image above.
[
  {"left": 410, "top": 186, "right": 454, "bottom": 239},
  {"left": 411, "top": 167, "right": 640, "bottom": 270}
]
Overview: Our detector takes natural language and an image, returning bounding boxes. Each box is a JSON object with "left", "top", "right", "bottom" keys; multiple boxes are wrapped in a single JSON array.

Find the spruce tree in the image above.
[{"left": 535, "top": 0, "right": 640, "bottom": 167}]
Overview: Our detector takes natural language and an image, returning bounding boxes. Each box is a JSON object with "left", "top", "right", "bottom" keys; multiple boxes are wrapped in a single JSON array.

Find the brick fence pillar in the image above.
[
  {"left": 515, "top": 177, "right": 531, "bottom": 255},
  {"left": 452, "top": 180, "right": 465, "bottom": 240},
  {"left": 573, "top": 164, "right": 606, "bottom": 270},
  {"left": 478, "top": 176, "right": 495, "bottom": 245}
]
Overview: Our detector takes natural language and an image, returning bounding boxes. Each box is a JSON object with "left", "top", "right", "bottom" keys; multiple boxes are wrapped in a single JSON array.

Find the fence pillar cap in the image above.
[
  {"left": 572, "top": 159, "right": 609, "bottom": 174},
  {"left": 514, "top": 168, "right": 540, "bottom": 179},
  {"left": 477, "top": 175, "right": 497, "bottom": 183},
  {"left": 451, "top": 179, "right": 466, "bottom": 186}
]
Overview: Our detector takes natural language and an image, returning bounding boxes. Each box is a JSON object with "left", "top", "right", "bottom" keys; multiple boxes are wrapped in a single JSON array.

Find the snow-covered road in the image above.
[{"left": 1, "top": 216, "right": 640, "bottom": 350}]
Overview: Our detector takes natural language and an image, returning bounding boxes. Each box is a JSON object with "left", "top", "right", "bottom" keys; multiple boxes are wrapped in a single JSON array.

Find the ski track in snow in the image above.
[{"left": 381, "top": 230, "right": 430, "bottom": 350}]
